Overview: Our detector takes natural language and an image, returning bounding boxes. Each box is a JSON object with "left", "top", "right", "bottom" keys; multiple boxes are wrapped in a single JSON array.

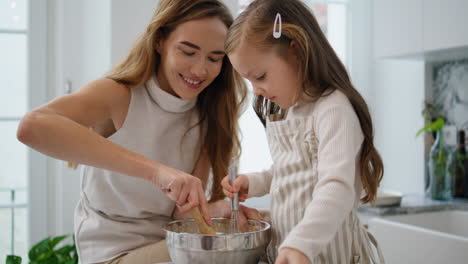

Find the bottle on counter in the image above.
[
  {"left": 428, "top": 130, "right": 452, "bottom": 200},
  {"left": 463, "top": 131, "right": 468, "bottom": 198},
  {"left": 447, "top": 130, "right": 466, "bottom": 198}
]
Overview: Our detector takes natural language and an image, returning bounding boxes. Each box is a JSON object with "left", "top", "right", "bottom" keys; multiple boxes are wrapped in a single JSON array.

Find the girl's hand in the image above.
[
  {"left": 275, "top": 248, "right": 311, "bottom": 264},
  {"left": 221, "top": 174, "right": 249, "bottom": 202},
  {"left": 153, "top": 164, "right": 210, "bottom": 224},
  {"left": 208, "top": 199, "right": 264, "bottom": 232}
]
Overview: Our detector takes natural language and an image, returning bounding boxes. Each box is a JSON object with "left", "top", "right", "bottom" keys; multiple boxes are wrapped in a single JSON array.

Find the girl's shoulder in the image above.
[{"left": 291, "top": 89, "right": 353, "bottom": 119}]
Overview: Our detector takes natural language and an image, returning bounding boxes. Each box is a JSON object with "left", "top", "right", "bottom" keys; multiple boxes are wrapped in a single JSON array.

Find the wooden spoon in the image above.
[{"left": 191, "top": 207, "right": 216, "bottom": 235}]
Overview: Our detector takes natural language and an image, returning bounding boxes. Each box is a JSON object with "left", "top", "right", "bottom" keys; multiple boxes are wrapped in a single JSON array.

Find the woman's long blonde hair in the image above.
[
  {"left": 225, "top": 0, "right": 383, "bottom": 203},
  {"left": 106, "top": 0, "right": 247, "bottom": 202}
]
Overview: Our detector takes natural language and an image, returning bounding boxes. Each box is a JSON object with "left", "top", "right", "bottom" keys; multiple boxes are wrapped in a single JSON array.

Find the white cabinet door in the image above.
[
  {"left": 423, "top": 0, "right": 468, "bottom": 52},
  {"left": 373, "top": 0, "right": 423, "bottom": 58}
]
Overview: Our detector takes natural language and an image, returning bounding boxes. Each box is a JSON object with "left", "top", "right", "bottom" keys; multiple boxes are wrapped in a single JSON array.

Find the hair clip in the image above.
[{"left": 273, "top": 13, "right": 282, "bottom": 39}]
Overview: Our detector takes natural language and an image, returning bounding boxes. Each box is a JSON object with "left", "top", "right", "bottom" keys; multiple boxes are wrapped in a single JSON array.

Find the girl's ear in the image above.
[
  {"left": 287, "top": 40, "right": 300, "bottom": 67},
  {"left": 289, "top": 40, "right": 300, "bottom": 58}
]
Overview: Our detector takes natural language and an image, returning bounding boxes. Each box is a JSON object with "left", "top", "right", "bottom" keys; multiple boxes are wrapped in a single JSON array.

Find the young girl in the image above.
[
  {"left": 17, "top": 1, "right": 261, "bottom": 263},
  {"left": 222, "top": 0, "right": 385, "bottom": 263}
]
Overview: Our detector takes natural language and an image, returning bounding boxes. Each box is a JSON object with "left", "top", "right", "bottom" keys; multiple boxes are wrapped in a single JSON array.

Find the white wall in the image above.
[
  {"left": 221, "top": 0, "right": 238, "bottom": 16},
  {"left": 368, "top": 0, "right": 427, "bottom": 195},
  {"left": 372, "top": 60, "right": 426, "bottom": 194},
  {"left": 350, "top": 0, "right": 426, "bottom": 195},
  {"left": 349, "top": 0, "right": 373, "bottom": 104},
  {"left": 111, "top": 0, "right": 156, "bottom": 65}
]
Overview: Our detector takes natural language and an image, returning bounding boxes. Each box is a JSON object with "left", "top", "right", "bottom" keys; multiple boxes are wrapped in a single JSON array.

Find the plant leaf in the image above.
[
  {"left": 416, "top": 117, "right": 445, "bottom": 136},
  {"left": 416, "top": 123, "right": 433, "bottom": 137},
  {"left": 27, "top": 234, "right": 78, "bottom": 264},
  {"left": 29, "top": 237, "right": 53, "bottom": 261},
  {"left": 37, "top": 255, "right": 58, "bottom": 264},
  {"left": 6, "top": 255, "right": 22, "bottom": 264},
  {"left": 55, "top": 244, "right": 74, "bottom": 255},
  {"left": 49, "top": 235, "right": 69, "bottom": 250}
]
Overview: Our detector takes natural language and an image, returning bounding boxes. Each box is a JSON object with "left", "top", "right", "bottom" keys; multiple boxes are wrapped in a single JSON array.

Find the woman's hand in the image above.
[
  {"left": 153, "top": 164, "right": 210, "bottom": 224},
  {"left": 275, "top": 248, "right": 311, "bottom": 264},
  {"left": 221, "top": 174, "right": 249, "bottom": 202}
]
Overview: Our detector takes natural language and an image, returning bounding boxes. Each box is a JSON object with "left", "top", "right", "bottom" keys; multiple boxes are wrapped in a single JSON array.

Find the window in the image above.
[
  {"left": 235, "top": 0, "right": 349, "bottom": 209},
  {"left": 0, "top": 0, "right": 29, "bottom": 262},
  {"left": 303, "top": 0, "right": 348, "bottom": 65}
]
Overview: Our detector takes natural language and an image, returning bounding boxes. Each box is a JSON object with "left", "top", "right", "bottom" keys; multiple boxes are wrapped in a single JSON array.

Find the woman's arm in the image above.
[
  {"left": 17, "top": 78, "right": 210, "bottom": 220},
  {"left": 17, "top": 78, "right": 158, "bottom": 180},
  {"left": 192, "top": 147, "right": 211, "bottom": 190}
]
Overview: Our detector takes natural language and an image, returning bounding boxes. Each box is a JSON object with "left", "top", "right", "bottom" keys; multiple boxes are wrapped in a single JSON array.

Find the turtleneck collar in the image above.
[{"left": 145, "top": 74, "right": 197, "bottom": 113}]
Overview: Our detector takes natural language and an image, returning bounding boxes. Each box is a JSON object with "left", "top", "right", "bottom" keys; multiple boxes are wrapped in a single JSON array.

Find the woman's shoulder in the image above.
[
  {"left": 89, "top": 78, "right": 130, "bottom": 93},
  {"left": 83, "top": 78, "right": 131, "bottom": 105}
]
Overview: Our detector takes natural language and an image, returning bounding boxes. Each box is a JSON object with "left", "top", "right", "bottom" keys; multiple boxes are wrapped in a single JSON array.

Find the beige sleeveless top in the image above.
[{"left": 74, "top": 75, "right": 203, "bottom": 264}]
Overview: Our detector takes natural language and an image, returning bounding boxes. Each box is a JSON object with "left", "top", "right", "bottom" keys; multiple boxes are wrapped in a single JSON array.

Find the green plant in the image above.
[
  {"left": 5, "top": 235, "right": 78, "bottom": 264},
  {"left": 417, "top": 117, "right": 452, "bottom": 199},
  {"left": 421, "top": 101, "right": 442, "bottom": 123},
  {"left": 416, "top": 117, "right": 445, "bottom": 137},
  {"left": 6, "top": 256, "right": 21, "bottom": 264}
]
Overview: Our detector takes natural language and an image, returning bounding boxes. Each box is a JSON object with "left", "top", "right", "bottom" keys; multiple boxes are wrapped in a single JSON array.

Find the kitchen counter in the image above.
[{"left": 358, "top": 193, "right": 468, "bottom": 217}]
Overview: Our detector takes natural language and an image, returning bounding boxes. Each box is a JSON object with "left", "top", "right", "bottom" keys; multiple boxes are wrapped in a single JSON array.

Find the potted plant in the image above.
[{"left": 6, "top": 235, "right": 78, "bottom": 264}]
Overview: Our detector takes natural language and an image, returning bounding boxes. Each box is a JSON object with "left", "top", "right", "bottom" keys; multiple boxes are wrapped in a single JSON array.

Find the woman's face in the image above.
[
  {"left": 228, "top": 43, "right": 302, "bottom": 109},
  {"left": 156, "top": 17, "right": 227, "bottom": 100}
]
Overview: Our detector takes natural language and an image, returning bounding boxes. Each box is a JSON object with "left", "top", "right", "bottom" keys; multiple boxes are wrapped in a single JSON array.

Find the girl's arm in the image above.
[
  {"left": 280, "top": 104, "right": 364, "bottom": 261},
  {"left": 245, "top": 166, "right": 274, "bottom": 198}
]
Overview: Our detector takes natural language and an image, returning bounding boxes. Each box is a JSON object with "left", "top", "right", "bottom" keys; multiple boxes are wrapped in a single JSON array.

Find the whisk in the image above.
[{"left": 229, "top": 158, "right": 241, "bottom": 233}]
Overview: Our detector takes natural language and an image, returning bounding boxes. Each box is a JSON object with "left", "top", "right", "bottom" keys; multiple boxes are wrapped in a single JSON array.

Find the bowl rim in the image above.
[{"left": 162, "top": 217, "right": 271, "bottom": 237}]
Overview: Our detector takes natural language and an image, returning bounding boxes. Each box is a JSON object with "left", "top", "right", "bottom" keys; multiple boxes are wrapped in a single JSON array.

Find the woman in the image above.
[{"left": 17, "top": 1, "right": 258, "bottom": 263}]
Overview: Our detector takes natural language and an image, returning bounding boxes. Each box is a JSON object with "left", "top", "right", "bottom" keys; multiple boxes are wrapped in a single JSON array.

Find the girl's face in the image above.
[
  {"left": 229, "top": 43, "right": 302, "bottom": 109},
  {"left": 156, "top": 17, "right": 227, "bottom": 100}
]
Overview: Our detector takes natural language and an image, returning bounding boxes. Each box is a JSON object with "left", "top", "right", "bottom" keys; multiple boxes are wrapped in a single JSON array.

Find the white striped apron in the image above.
[{"left": 264, "top": 117, "right": 385, "bottom": 264}]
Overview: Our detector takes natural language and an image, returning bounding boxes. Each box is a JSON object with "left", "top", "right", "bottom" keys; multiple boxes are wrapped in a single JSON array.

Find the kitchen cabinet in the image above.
[
  {"left": 423, "top": 0, "right": 468, "bottom": 52},
  {"left": 373, "top": 0, "right": 468, "bottom": 58},
  {"left": 373, "top": 0, "right": 423, "bottom": 58}
]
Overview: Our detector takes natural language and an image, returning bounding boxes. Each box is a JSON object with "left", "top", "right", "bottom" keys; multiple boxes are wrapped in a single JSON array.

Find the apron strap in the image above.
[{"left": 360, "top": 226, "right": 385, "bottom": 264}]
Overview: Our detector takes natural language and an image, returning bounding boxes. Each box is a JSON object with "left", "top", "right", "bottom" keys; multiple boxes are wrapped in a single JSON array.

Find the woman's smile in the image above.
[{"left": 179, "top": 73, "right": 204, "bottom": 90}]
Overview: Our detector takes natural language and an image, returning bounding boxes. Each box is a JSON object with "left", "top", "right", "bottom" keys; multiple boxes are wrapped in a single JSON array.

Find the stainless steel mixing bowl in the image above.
[{"left": 163, "top": 218, "right": 271, "bottom": 264}]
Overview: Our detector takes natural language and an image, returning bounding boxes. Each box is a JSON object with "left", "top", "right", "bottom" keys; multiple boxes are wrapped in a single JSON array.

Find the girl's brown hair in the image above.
[
  {"left": 225, "top": 0, "right": 383, "bottom": 203},
  {"left": 106, "top": 0, "right": 247, "bottom": 202}
]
